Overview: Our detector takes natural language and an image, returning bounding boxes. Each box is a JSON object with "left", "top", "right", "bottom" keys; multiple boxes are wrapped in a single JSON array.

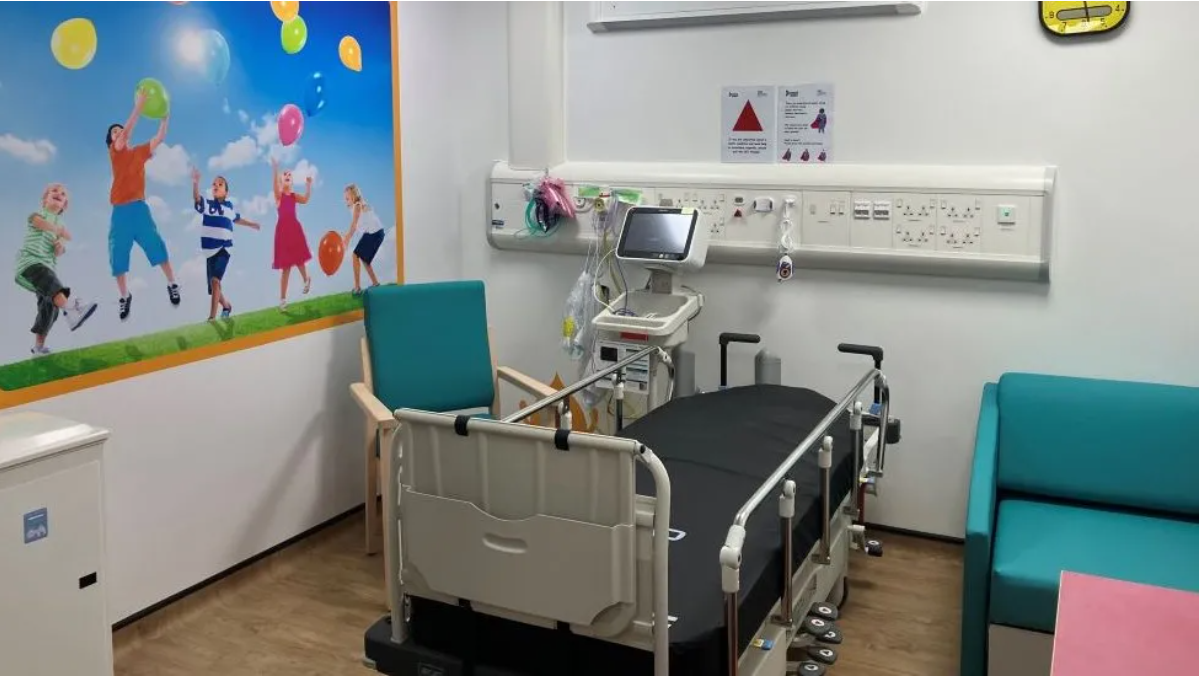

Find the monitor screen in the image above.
[{"left": 618, "top": 208, "right": 697, "bottom": 261}]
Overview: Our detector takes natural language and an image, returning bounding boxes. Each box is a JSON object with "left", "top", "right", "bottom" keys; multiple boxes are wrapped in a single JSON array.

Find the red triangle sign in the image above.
[{"left": 732, "top": 101, "right": 763, "bottom": 133}]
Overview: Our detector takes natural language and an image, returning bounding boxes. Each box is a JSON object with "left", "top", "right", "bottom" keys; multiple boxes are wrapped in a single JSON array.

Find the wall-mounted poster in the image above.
[{"left": 0, "top": 1, "right": 403, "bottom": 408}]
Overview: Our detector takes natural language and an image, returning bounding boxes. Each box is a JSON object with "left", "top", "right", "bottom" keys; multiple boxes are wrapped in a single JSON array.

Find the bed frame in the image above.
[{"left": 366, "top": 346, "right": 892, "bottom": 676}]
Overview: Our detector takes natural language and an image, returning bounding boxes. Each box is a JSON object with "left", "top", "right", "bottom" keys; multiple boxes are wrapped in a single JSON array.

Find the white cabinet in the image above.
[{"left": 0, "top": 412, "right": 112, "bottom": 676}]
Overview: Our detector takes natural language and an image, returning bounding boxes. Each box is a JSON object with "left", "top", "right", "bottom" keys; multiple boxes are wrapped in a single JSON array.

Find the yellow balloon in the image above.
[
  {"left": 51, "top": 18, "right": 97, "bottom": 70},
  {"left": 271, "top": 1, "right": 300, "bottom": 22},
  {"left": 339, "top": 35, "right": 362, "bottom": 72}
]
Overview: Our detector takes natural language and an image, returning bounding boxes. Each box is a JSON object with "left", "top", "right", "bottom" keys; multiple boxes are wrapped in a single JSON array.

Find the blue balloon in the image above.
[
  {"left": 304, "top": 71, "right": 326, "bottom": 118},
  {"left": 202, "top": 29, "right": 230, "bottom": 86}
]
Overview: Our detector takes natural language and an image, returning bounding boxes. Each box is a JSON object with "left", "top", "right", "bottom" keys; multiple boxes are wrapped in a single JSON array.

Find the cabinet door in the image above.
[{"left": 0, "top": 459, "right": 109, "bottom": 676}]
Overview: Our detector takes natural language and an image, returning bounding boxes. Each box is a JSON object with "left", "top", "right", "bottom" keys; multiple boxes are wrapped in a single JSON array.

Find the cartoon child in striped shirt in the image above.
[
  {"left": 191, "top": 168, "right": 260, "bottom": 321},
  {"left": 14, "top": 183, "right": 98, "bottom": 356}
]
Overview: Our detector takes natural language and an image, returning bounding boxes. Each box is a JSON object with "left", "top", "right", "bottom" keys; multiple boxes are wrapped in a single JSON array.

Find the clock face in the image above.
[{"left": 1040, "top": 1, "right": 1130, "bottom": 36}]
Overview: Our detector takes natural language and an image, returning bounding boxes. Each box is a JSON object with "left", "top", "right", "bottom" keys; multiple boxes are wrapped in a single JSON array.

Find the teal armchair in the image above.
[
  {"left": 962, "top": 373, "right": 1199, "bottom": 676},
  {"left": 349, "top": 281, "right": 556, "bottom": 565}
]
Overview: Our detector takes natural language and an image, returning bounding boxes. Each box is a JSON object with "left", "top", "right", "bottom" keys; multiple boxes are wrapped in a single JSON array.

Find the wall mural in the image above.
[{"left": 0, "top": 1, "right": 402, "bottom": 408}]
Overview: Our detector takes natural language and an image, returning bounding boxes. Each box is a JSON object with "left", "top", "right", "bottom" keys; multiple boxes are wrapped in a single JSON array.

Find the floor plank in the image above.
[{"left": 114, "top": 513, "right": 962, "bottom": 675}]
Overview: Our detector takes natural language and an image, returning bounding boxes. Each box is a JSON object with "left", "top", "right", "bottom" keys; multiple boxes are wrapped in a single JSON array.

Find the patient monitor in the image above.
[
  {"left": 592, "top": 206, "right": 709, "bottom": 410},
  {"left": 594, "top": 206, "right": 709, "bottom": 346}
]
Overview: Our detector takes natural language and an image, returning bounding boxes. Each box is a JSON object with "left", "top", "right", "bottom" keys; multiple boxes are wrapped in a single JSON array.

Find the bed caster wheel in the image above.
[
  {"left": 794, "top": 661, "right": 826, "bottom": 675},
  {"left": 806, "top": 646, "right": 838, "bottom": 665},
  {"left": 808, "top": 601, "right": 839, "bottom": 621},
  {"left": 865, "top": 539, "right": 884, "bottom": 557},
  {"left": 818, "top": 625, "right": 843, "bottom": 645},
  {"left": 802, "top": 616, "right": 833, "bottom": 638}
]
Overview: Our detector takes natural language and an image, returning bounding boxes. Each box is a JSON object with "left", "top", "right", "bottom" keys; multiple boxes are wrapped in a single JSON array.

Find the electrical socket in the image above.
[
  {"left": 937, "top": 194, "right": 981, "bottom": 253},
  {"left": 893, "top": 195, "right": 936, "bottom": 250}
]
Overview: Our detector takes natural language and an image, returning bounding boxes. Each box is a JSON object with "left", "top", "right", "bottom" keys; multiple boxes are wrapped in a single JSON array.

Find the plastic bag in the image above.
[{"left": 562, "top": 269, "right": 593, "bottom": 361}]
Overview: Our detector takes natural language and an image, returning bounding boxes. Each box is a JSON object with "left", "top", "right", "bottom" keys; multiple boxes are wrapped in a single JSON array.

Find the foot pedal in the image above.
[
  {"left": 865, "top": 538, "right": 884, "bottom": 557},
  {"left": 795, "top": 661, "right": 827, "bottom": 675},
  {"left": 802, "top": 616, "right": 834, "bottom": 638},
  {"left": 818, "top": 624, "right": 843, "bottom": 645},
  {"left": 808, "top": 602, "right": 839, "bottom": 621},
  {"left": 807, "top": 646, "right": 838, "bottom": 665}
]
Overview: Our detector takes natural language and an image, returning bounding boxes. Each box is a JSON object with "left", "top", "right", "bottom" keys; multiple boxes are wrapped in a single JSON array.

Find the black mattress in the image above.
[{"left": 398, "top": 385, "right": 855, "bottom": 676}]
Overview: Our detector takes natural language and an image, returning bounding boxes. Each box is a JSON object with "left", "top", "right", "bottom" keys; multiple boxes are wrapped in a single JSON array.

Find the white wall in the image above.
[
  {"left": 3, "top": 3, "right": 495, "bottom": 623},
  {"left": 474, "top": 1, "right": 1200, "bottom": 537}
]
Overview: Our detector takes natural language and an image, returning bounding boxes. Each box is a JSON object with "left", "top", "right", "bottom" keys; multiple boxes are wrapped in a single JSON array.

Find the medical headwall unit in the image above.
[
  {"left": 488, "top": 162, "right": 1057, "bottom": 282},
  {"left": 0, "top": 412, "right": 113, "bottom": 676}
]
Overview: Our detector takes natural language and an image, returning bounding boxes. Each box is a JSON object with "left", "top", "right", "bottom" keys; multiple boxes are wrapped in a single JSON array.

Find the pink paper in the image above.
[{"left": 1052, "top": 571, "right": 1199, "bottom": 676}]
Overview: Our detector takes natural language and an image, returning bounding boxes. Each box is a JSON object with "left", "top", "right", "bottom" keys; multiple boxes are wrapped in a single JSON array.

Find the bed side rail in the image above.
[
  {"left": 388, "top": 409, "right": 674, "bottom": 676},
  {"left": 719, "top": 347, "right": 890, "bottom": 676}
]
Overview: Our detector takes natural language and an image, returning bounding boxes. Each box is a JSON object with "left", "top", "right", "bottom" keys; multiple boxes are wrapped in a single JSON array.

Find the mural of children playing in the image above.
[
  {"left": 14, "top": 183, "right": 98, "bottom": 355},
  {"left": 191, "top": 168, "right": 261, "bottom": 321},
  {"left": 107, "top": 88, "right": 179, "bottom": 321},
  {"left": 342, "top": 184, "right": 385, "bottom": 296},
  {"left": 271, "top": 157, "right": 313, "bottom": 311}
]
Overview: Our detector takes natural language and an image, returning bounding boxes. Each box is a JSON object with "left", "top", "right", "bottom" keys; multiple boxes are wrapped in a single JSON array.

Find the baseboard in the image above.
[
  {"left": 112, "top": 503, "right": 365, "bottom": 631},
  {"left": 865, "top": 521, "right": 964, "bottom": 545}
]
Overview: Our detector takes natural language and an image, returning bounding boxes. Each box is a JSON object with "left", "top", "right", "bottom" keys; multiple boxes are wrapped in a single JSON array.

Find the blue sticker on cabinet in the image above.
[{"left": 24, "top": 508, "right": 48, "bottom": 544}]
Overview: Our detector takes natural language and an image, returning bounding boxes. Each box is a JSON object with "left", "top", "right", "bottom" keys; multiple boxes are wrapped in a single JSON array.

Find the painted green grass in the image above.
[{"left": 0, "top": 292, "right": 363, "bottom": 392}]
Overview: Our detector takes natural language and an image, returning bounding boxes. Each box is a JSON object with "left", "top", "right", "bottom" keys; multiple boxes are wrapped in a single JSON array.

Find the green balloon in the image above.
[
  {"left": 137, "top": 78, "right": 170, "bottom": 120},
  {"left": 281, "top": 16, "right": 308, "bottom": 55}
]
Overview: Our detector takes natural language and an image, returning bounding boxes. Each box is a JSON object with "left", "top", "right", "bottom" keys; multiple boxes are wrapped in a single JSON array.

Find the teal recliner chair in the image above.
[
  {"left": 962, "top": 373, "right": 1199, "bottom": 676},
  {"left": 350, "top": 280, "right": 556, "bottom": 558}
]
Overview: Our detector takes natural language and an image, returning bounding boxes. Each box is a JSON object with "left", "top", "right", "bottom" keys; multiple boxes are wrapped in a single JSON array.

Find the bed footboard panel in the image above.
[{"left": 396, "top": 410, "right": 646, "bottom": 637}]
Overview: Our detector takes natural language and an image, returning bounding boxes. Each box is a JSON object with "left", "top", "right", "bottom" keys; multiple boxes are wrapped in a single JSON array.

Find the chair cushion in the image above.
[
  {"left": 996, "top": 373, "right": 1199, "bottom": 516},
  {"left": 990, "top": 499, "right": 1199, "bottom": 633},
  {"left": 363, "top": 281, "right": 496, "bottom": 414}
]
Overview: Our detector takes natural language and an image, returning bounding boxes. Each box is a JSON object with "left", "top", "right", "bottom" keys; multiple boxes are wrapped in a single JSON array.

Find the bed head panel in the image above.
[{"left": 396, "top": 409, "right": 642, "bottom": 630}]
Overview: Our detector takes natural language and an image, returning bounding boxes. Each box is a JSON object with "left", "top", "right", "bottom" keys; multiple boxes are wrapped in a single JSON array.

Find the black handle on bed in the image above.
[
  {"left": 719, "top": 333, "right": 761, "bottom": 388},
  {"left": 838, "top": 343, "right": 884, "bottom": 403}
]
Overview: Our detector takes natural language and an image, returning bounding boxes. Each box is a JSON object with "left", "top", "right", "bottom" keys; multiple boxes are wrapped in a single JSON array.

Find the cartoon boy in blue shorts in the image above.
[
  {"left": 191, "top": 167, "right": 260, "bottom": 321},
  {"left": 106, "top": 88, "right": 179, "bottom": 321}
]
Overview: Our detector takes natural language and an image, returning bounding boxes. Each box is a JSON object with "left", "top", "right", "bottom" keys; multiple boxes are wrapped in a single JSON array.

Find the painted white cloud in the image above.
[
  {"left": 250, "top": 112, "right": 299, "bottom": 165},
  {"left": 179, "top": 255, "right": 208, "bottom": 285},
  {"left": 146, "top": 195, "right": 172, "bottom": 225},
  {"left": 146, "top": 143, "right": 191, "bottom": 186},
  {"left": 222, "top": 98, "right": 231, "bottom": 114},
  {"left": 186, "top": 214, "right": 202, "bottom": 231},
  {"left": 291, "top": 159, "right": 320, "bottom": 188},
  {"left": 238, "top": 110, "right": 249, "bottom": 124},
  {"left": 0, "top": 133, "right": 57, "bottom": 164},
  {"left": 239, "top": 193, "right": 275, "bottom": 219},
  {"left": 208, "top": 136, "right": 259, "bottom": 171},
  {"left": 128, "top": 276, "right": 148, "bottom": 291}
]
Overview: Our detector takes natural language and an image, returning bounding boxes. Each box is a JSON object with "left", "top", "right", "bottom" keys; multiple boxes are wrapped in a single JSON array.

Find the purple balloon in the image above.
[{"left": 278, "top": 103, "right": 304, "bottom": 147}]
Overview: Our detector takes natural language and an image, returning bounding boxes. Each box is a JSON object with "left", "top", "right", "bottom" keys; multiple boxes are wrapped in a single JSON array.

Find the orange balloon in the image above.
[
  {"left": 271, "top": 1, "right": 300, "bottom": 22},
  {"left": 318, "top": 231, "right": 345, "bottom": 276}
]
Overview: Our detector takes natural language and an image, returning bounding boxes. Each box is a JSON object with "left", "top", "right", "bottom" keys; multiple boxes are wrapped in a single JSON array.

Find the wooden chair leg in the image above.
[{"left": 365, "top": 421, "right": 380, "bottom": 556}]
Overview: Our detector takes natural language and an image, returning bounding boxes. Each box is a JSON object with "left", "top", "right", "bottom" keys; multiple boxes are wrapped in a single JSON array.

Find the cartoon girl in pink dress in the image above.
[{"left": 271, "top": 157, "right": 312, "bottom": 310}]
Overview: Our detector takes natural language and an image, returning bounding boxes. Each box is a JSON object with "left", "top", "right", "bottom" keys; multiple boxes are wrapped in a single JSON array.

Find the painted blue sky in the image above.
[{"left": 0, "top": 1, "right": 396, "bottom": 365}]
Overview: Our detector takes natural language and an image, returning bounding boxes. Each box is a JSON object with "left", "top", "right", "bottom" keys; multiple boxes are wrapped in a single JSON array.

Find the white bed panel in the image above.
[{"left": 396, "top": 410, "right": 645, "bottom": 635}]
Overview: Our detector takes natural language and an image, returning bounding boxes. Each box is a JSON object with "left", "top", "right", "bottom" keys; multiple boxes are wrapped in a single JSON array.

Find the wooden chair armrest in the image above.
[
  {"left": 496, "top": 366, "right": 558, "bottom": 400},
  {"left": 351, "top": 382, "right": 398, "bottom": 430}
]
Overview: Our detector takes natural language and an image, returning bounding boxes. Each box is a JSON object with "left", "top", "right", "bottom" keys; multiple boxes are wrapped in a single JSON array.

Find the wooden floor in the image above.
[{"left": 114, "top": 513, "right": 962, "bottom": 676}]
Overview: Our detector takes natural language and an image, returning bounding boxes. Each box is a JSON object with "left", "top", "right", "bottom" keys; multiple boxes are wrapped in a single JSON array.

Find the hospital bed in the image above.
[{"left": 361, "top": 338, "right": 898, "bottom": 676}]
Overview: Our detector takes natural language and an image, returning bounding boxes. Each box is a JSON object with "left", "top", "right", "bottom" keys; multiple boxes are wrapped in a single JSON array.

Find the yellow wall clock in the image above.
[{"left": 1040, "top": 2, "right": 1130, "bottom": 37}]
